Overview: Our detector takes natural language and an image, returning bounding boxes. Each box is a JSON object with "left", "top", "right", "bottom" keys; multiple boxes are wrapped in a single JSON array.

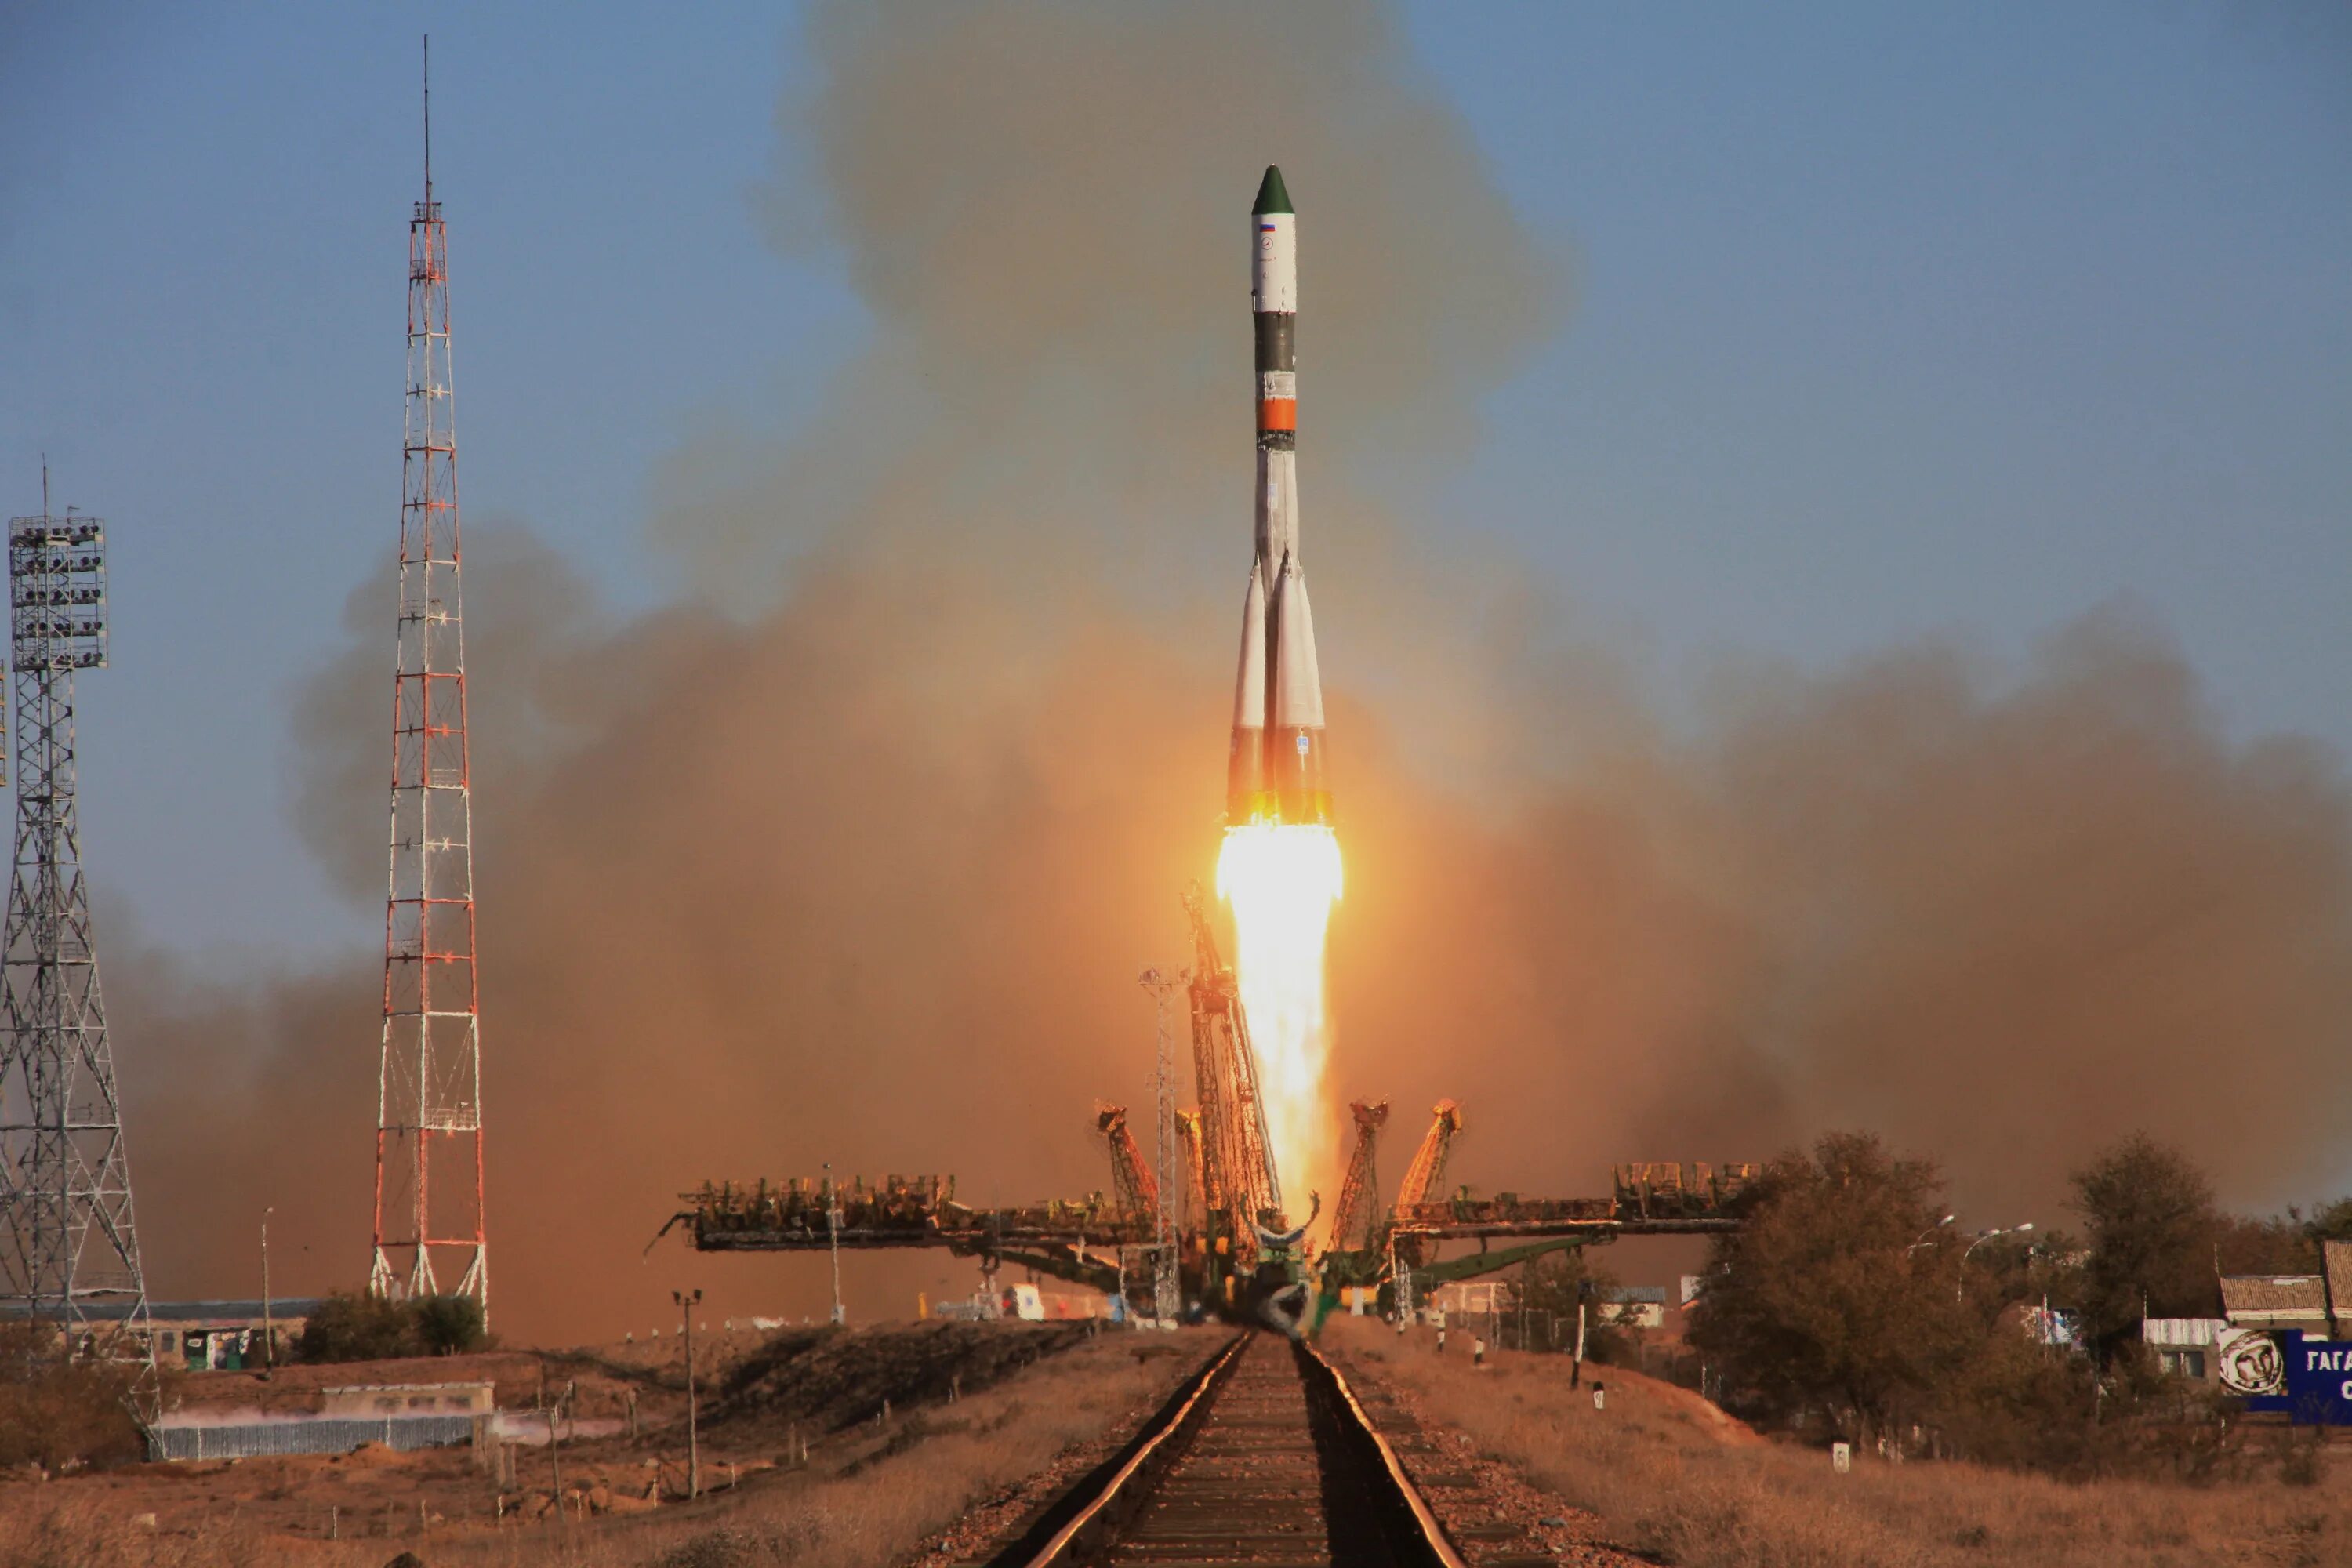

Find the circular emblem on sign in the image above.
[{"left": 2217, "top": 1327, "right": 2284, "bottom": 1395}]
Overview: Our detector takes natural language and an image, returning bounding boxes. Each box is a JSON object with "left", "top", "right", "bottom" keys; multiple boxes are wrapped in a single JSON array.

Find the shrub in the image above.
[
  {"left": 296, "top": 1290, "right": 491, "bottom": 1363},
  {"left": 0, "top": 1325, "right": 146, "bottom": 1470},
  {"left": 414, "top": 1291, "right": 488, "bottom": 1355},
  {"left": 294, "top": 1290, "right": 419, "bottom": 1363}
]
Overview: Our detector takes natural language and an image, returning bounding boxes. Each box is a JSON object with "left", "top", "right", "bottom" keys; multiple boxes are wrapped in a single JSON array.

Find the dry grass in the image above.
[
  {"left": 1326, "top": 1319, "right": 2352, "bottom": 1568},
  {"left": 0, "top": 1324, "right": 1214, "bottom": 1568}
]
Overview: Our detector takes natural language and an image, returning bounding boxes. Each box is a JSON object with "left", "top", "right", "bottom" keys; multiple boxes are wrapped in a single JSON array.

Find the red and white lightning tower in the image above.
[{"left": 370, "top": 39, "right": 487, "bottom": 1312}]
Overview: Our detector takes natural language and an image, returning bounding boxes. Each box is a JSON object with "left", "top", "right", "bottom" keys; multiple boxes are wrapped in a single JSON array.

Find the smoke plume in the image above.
[{"left": 107, "top": 0, "right": 2352, "bottom": 1342}]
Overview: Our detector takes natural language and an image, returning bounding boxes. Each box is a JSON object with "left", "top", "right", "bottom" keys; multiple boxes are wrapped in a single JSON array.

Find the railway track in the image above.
[{"left": 982, "top": 1330, "right": 1512, "bottom": 1568}]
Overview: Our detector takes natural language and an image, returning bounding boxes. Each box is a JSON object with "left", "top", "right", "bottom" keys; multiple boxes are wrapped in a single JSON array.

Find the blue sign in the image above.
[{"left": 2245, "top": 1333, "right": 2352, "bottom": 1425}]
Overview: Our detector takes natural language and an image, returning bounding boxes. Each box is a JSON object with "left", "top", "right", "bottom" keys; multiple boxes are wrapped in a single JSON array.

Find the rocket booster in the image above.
[{"left": 1227, "top": 165, "right": 1329, "bottom": 827}]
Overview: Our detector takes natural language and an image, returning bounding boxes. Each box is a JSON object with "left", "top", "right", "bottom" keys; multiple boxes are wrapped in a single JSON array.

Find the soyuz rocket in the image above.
[{"left": 1226, "top": 166, "right": 1330, "bottom": 827}]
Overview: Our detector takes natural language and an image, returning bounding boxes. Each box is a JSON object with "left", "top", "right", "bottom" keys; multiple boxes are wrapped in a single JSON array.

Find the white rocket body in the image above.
[{"left": 1228, "top": 169, "right": 1327, "bottom": 826}]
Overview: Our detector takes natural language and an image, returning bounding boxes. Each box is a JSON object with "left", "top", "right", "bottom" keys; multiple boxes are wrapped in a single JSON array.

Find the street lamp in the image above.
[
  {"left": 824, "top": 1161, "right": 845, "bottom": 1327},
  {"left": 671, "top": 1287, "right": 704, "bottom": 1497},
  {"left": 261, "top": 1207, "right": 275, "bottom": 1370},
  {"left": 1958, "top": 1224, "right": 2034, "bottom": 1301},
  {"left": 1907, "top": 1214, "right": 1957, "bottom": 1254}
]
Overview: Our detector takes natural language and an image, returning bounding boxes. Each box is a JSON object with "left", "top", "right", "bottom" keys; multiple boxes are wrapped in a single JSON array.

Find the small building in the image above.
[
  {"left": 2142, "top": 1318, "right": 2225, "bottom": 1381},
  {"left": 2326, "top": 1241, "right": 2352, "bottom": 1336},
  {"left": 2220, "top": 1275, "right": 2329, "bottom": 1335},
  {"left": 1599, "top": 1286, "right": 1668, "bottom": 1331},
  {"left": 2, "top": 1298, "right": 323, "bottom": 1369},
  {"left": 321, "top": 1383, "right": 494, "bottom": 1417},
  {"left": 1428, "top": 1279, "right": 1513, "bottom": 1321},
  {"left": 150, "top": 1299, "right": 325, "bottom": 1371}
]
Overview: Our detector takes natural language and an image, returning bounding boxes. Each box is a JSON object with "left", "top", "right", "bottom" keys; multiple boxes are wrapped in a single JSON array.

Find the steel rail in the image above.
[
  {"left": 990, "top": 1329, "right": 1466, "bottom": 1568},
  {"left": 1298, "top": 1337, "right": 1470, "bottom": 1568},
  {"left": 999, "top": 1330, "right": 1250, "bottom": 1568}
]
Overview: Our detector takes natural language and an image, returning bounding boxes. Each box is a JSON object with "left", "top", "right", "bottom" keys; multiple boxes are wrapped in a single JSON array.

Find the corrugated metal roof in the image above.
[
  {"left": 2220, "top": 1275, "right": 2327, "bottom": 1319},
  {"left": 2143, "top": 1317, "right": 2225, "bottom": 1347},
  {"left": 1, "top": 1298, "right": 326, "bottom": 1323}
]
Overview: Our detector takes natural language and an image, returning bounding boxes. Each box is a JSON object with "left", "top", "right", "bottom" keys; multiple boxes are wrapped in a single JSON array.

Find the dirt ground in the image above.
[
  {"left": 1324, "top": 1316, "right": 2352, "bottom": 1568},
  {"left": 0, "top": 1319, "right": 1212, "bottom": 1568},
  {"left": 31, "top": 1315, "right": 2336, "bottom": 1568}
]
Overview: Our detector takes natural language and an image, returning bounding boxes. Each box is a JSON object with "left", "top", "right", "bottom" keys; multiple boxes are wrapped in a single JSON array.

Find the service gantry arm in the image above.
[
  {"left": 1094, "top": 1102, "right": 1159, "bottom": 1217},
  {"left": 1174, "top": 1107, "right": 1212, "bottom": 1225},
  {"left": 1327, "top": 1099, "right": 1388, "bottom": 1251},
  {"left": 1392, "top": 1099, "right": 1464, "bottom": 1215},
  {"left": 1181, "top": 884, "right": 1283, "bottom": 1247}
]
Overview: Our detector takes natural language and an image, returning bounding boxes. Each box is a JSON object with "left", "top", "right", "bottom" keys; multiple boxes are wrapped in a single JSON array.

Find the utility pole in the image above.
[
  {"left": 544, "top": 1375, "right": 567, "bottom": 1504},
  {"left": 261, "top": 1207, "right": 274, "bottom": 1370},
  {"left": 672, "top": 1288, "right": 702, "bottom": 1498},
  {"left": 824, "top": 1163, "right": 844, "bottom": 1326},
  {"left": 1390, "top": 1226, "right": 1413, "bottom": 1325}
]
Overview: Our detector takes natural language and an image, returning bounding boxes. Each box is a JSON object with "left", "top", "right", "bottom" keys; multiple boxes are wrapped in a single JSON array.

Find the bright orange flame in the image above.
[{"left": 1216, "top": 823, "right": 1343, "bottom": 1218}]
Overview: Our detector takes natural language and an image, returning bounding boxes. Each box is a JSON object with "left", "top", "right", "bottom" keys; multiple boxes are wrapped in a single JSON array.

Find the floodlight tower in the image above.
[
  {"left": 1139, "top": 967, "right": 1184, "bottom": 1323},
  {"left": 0, "top": 468, "right": 159, "bottom": 1417},
  {"left": 370, "top": 40, "right": 488, "bottom": 1312}
]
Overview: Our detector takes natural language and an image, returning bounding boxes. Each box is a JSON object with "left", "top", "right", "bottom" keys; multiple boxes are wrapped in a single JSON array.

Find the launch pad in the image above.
[{"left": 666, "top": 887, "right": 1755, "bottom": 1328}]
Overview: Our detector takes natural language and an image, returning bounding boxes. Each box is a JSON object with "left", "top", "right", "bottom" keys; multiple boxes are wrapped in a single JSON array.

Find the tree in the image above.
[
  {"left": 1688, "top": 1131, "right": 1979, "bottom": 1443},
  {"left": 1963, "top": 1225, "right": 2085, "bottom": 1319},
  {"left": 2304, "top": 1196, "right": 2352, "bottom": 1245},
  {"left": 1934, "top": 1319, "right": 2106, "bottom": 1472},
  {"left": 2212, "top": 1210, "right": 2318, "bottom": 1277},
  {"left": 414, "top": 1293, "right": 489, "bottom": 1356},
  {"left": 2071, "top": 1133, "right": 2218, "bottom": 1363},
  {"left": 2209, "top": 1196, "right": 2352, "bottom": 1279},
  {"left": 1515, "top": 1247, "right": 1635, "bottom": 1363}
]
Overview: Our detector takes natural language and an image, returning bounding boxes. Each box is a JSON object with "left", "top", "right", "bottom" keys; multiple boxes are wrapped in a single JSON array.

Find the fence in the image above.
[{"left": 151, "top": 1414, "right": 480, "bottom": 1462}]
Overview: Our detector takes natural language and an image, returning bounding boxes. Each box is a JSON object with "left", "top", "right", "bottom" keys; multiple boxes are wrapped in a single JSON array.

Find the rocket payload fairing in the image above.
[{"left": 1227, "top": 165, "right": 1330, "bottom": 827}]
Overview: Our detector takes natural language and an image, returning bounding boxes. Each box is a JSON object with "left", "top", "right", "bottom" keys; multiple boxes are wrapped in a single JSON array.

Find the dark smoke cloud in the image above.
[
  {"left": 1330, "top": 610, "right": 2352, "bottom": 1225},
  {"left": 105, "top": 0, "right": 2352, "bottom": 1342}
]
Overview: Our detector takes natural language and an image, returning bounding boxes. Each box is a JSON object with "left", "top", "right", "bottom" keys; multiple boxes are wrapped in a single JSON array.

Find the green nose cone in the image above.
[{"left": 1253, "top": 165, "right": 1294, "bottom": 216}]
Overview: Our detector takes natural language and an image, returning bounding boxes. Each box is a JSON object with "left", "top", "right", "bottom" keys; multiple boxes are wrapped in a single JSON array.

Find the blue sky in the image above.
[{"left": 1, "top": 0, "right": 2345, "bottom": 963}]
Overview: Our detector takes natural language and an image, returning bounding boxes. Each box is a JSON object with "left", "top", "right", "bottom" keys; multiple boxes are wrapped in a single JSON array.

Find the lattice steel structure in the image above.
[
  {"left": 1139, "top": 967, "right": 1183, "bottom": 1323},
  {"left": 370, "top": 48, "right": 488, "bottom": 1311},
  {"left": 0, "top": 475, "right": 158, "bottom": 1415},
  {"left": 1327, "top": 1099, "right": 1388, "bottom": 1254},
  {"left": 1181, "top": 884, "right": 1281, "bottom": 1258},
  {"left": 1094, "top": 1102, "right": 1159, "bottom": 1217}
]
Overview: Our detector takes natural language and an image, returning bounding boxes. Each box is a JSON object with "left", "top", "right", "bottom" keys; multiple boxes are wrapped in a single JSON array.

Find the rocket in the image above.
[{"left": 1227, "top": 165, "right": 1329, "bottom": 827}]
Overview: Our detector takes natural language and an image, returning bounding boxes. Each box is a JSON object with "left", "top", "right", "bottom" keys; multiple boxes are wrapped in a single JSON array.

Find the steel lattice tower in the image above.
[
  {"left": 1138, "top": 967, "right": 1183, "bottom": 1324},
  {"left": 0, "top": 470, "right": 158, "bottom": 1416},
  {"left": 370, "top": 44, "right": 487, "bottom": 1310}
]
